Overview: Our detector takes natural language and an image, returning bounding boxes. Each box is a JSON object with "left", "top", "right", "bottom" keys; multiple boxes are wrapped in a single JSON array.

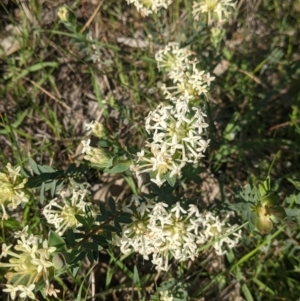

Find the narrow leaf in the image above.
[
  {"left": 99, "top": 203, "right": 108, "bottom": 219},
  {"left": 28, "top": 158, "right": 40, "bottom": 174},
  {"left": 108, "top": 197, "right": 116, "bottom": 214},
  {"left": 40, "top": 181, "right": 45, "bottom": 204}
]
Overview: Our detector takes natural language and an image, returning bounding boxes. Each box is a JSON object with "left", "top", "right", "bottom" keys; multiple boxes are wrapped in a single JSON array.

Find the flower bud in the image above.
[
  {"left": 57, "top": 6, "right": 69, "bottom": 22},
  {"left": 91, "top": 121, "right": 107, "bottom": 138}
]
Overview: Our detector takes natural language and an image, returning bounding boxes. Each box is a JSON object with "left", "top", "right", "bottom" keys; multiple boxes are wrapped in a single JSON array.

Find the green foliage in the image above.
[
  {"left": 1, "top": 0, "right": 300, "bottom": 300},
  {"left": 24, "top": 159, "right": 88, "bottom": 202},
  {"left": 231, "top": 177, "right": 288, "bottom": 234},
  {"left": 150, "top": 279, "right": 189, "bottom": 301}
]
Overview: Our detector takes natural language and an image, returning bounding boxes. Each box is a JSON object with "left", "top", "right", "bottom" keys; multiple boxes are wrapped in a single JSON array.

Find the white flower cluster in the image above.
[
  {"left": 192, "top": 0, "right": 236, "bottom": 25},
  {"left": 125, "top": 0, "right": 173, "bottom": 16},
  {"left": 81, "top": 139, "right": 111, "bottom": 167},
  {"left": 159, "top": 290, "right": 174, "bottom": 301},
  {"left": 81, "top": 121, "right": 111, "bottom": 167},
  {"left": 114, "top": 196, "right": 241, "bottom": 271},
  {"left": 85, "top": 120, "right": 107, "bottom": 138},
  {"left": 0, "top": 163, "right": 29, "bottom": 220},
  {"left": 132, "top": 43, "right": 214, "bottom": 186},
  {"left": 0, "top": 226, "right": 59, "bottom": 300},
  {"left": 43, "top": 187, "right": 93, "bottom": 235}
]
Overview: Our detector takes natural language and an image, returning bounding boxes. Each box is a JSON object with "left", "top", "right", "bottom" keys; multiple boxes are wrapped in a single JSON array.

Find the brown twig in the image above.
[
  {"left": 80, "top": 0, "right": 104, "bottom": 34},
  {"left": 269, "top": 120, "right": 300, "bottom": 131}
]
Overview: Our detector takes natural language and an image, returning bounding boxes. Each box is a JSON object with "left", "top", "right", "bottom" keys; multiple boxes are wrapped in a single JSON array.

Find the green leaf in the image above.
[
  {"left": 38, "top": 165, "right": 55, "bottom": 173},
  {"left": 124, "top": 175, "right": 138, "bottom": 195},
  {"left": 93, "top": 250, "right": 99, "bottom": 262},
  {"left": 113, "top": 220, "right": 122, "bottom": 233},
  {"left": 103, "top": 224, "right": 119, "bottom": 232},
  {"left": 285, "top": 208, "right": 300, "bottom": 217},
  {"left": 2, "top": 218, "right": 21, "bottom": 230},
  {"left": 76, "top": 263, "right": 96, "bottom": 301},
  {"left": 66, "top": 229, "right": 76, "bottom": 247},
  {"left": 287, "top": 178, "right": 300, "bottom": 190},
  {"left": 296, "top": 193, "right": 300, "bottom": 204},
  {"left": 106, "top": 230, "right": 112, "bottom": 241},
  {"left": 165, "top": 173, "right": 176, "bottom": 187},
  {"left": 21, "top": 167, "right": 31, "bottom": 177},
  {"left": 25, "top": 171, "right": 63, "bottom": 188},
  {"left": 96, "top": 215, "right": 106, "bottom": 222},
  {"left": 25, "top": 177, "right": 42, "bottom": 188},
  {"left": 259, "top": 177, "right": 271, "bottom": 196},
  {"left": 28, "top": 158, "right": 40, "bottom": 174},
  {"left": 157, "top": 279, "right": 176, "bottom": 291},
  {"left": 116, "top": 213, "right": 132, "bottom": 224},
  {"left": 40, "top": 181, "right": 45, "bottom": 204},
  {"left": 71, "top": 265, "right": 80, "bottom": 278},
  {"left": 99, "top": 203, "right": 108, "bottom": 219},
  {"left": 66, "top": 163, "right": 77, "bottom": 175},
  {"left": 104, "top": 159, "right": 132, "bottom": 173},
  {"left": 66, "top": 249, "right": 85, "bottom": 264},
  {"left": 56, "top": 180, "right": 64, "bottom": 192},
  {"left": 82, "top": 242, "right": 99, "bottom": 251},
  {"left": 75, "top": 215, "right": 88, "bottom": 228},
  {"left": 133, "top": 265, "right": 140, "bottom": 286},
  {"left": 108, "top": 197, "right": 116, "bottom": 214},
  {"left": 48, "top": 231, "right": 66, "bottom": 250},
  {"left": 91, "top": 235, "right": 108, "bottom": 245},
  {"left": 223, "top": 112, "right": 241, "bottom": 141},
  {"left": 51, "top": 180, "right": 58, "bottom": 197}
]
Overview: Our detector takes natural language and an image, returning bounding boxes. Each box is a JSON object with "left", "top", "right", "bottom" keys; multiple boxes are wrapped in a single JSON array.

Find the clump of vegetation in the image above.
[{"left": 1, "top": 0, "right": 300, "bottom": 300}]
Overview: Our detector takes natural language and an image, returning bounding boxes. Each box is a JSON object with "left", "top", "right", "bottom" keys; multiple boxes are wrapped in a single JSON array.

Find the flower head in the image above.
[
  {"left": 57, "top": 6, "right": 69, "bottom": 22},
  {"left": 202, "top": 212, "right": 241, "bottom": 255},
  {"left": 0, "top": 163, "right": 29, "bottom": 220},
  {"left": 161, "top": 61, "right": 215, "bottom": 101},
  {"left": 85, "top": 120, "right": 107, "bottom": 138},
  {"left": 125, "top": 0, "right": 173, "bottom": 16},
  {"left": 155, "top": 42, "right": 192, "bottom": 73},
  {"left": 0, "top": 227, "right": 59, "bottom": 300},
  {"left": 81, "top": 139, "right": 111, "bottom": 167},
  {"left": 43, "top": 187, "right": 93, "bottom": 235},
  {"left": 159, "top": 290, "right": 174, "bottom": 301},
  {"left": 115, "top": 196, "right": 241, "bottom": 270},
  {"left": 132, "top": 102, "right": 209, "bottom": 186},
  {"left": 192, "top": 0, "right": 236, "bottom": 25}
]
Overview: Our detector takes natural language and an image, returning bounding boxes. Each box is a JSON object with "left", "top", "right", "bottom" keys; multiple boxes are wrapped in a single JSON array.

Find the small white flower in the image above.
[
  {"left": 81, "top": 140, "right": 111, "bottom": 167},
  {"left": 14, "top": 225, "right": 29, "bottom": 240},
  {"left": 145, "top": 104, "right": 210, "bottom": 163},
  {"left": 43, "top": 187, "right": 93, "bottom": 235},
  {"left": 159, "top": 290, "right": 174, "bottom": 301},
  {"left": 155, "top": 42, "right": 191, "bottom": 73},
  {"left": 125, "top": 0, "right": 173, "bottom": 16},
  {"left": 202, "top": 212, "right": 241, "bottom": 255},
  {"left": 2, "top": 284, "right": 19, "bottom": 300},
  {"left": 161, "top": 62, "right": 215, "bottom": 100},
  {"left": 192, "top": 0, "right": 236, "bottom": 24},
  {"left": 0, "top": 227, "right": 61, "bottom": 300},
  {"left": 45, "top": 283, "right": 60, "bottom": 298},
  {"left": 170, "top": 202, "right": 187, "bottom": 219},
  {"left": 81, "top": 139, "right": 91, "bottom": 154},
  {"left": 0, "top": 163, "right": 29, "bottom": 220},
  {"left": 0, "top": 244, "right": 13, "bottom": 258},
  {"left": 116, "top": 197, "right": 242, "bottom": 270},
  {"left": 18, "top": 284, "right": 35, "bottom": 299},
  {"left": 85, "top": 121, "right": 107, "bottom": 138}
]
